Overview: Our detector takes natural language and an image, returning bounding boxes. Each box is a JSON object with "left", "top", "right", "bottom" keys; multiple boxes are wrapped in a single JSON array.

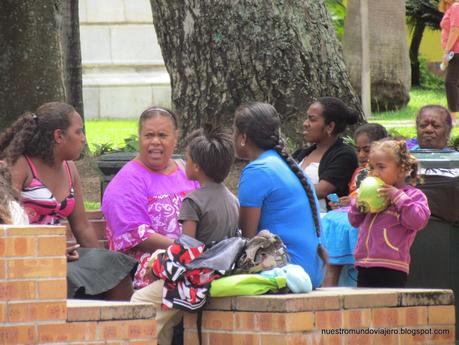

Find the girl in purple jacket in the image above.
[{"left": 348, "top": 140, "right": 430, "bottom": 287}]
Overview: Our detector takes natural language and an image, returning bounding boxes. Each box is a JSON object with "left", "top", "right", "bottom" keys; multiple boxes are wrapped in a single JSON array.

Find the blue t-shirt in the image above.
[{"left": 238, "top": 149, "right": 325, "bottom": 288}]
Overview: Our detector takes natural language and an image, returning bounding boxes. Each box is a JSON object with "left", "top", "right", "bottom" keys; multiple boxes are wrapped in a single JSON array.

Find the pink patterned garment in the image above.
[
  {"left": 102, "top": 160, "right": 199, "bottom": 289},
  {"left": 21, "top": 156, "right": 75, "bottom": 225}
]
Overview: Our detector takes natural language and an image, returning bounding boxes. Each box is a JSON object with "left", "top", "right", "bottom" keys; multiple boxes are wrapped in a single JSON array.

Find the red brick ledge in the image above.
[{"left": 203, "top": 287, "right": 455, "bottom": 312}]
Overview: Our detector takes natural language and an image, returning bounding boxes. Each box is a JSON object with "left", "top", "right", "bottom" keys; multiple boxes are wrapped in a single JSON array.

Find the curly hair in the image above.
[
  {"left": 371, "top": 139, "right": 420, "bottom": 186},
  {"left": 186, "top": 124, "right": 234, "bottom": 183},
  {"left": 0, "top": 161, "right": 18, "bottom": 224},
  {"left": 0, "top": 102, "right": 76, "bottom": 165},
  {"left": 234, "top": 102, "right": 328, "bottom": 265}
]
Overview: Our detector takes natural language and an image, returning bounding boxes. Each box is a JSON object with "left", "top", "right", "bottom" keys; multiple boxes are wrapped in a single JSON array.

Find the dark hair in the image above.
[
  {"left": 354, "top": 123, "right": 388, "bottom": 142},
  {"left": 139, "top": 106, "right": 179, "bottom": 132},
  {"left": 186, "top": 124, "right": 234, "bottom": 183},
  {"left": 416, "top": 104, "right": 453, "bottom": 131},
  {"left": 234, "top": 102, "right": 328, "bottom": 265},
  {"left": 316, "top": 97, "right": 359, "bottom": 135},
  {"left": 0, "top": 102, "right": 76, "bottom": 165},
  {"left": 371, "top": 139, "right": 420, "bottom": 185},
  {"left": 0, "top": 161, "right": 18, "bottom": 224}
]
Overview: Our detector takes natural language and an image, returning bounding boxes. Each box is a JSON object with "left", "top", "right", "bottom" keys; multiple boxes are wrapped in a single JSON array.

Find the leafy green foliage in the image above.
[
  {"left": 418, "top": 57, "right": 444, "bottom": 90},
  {"left": 121, "top": 134, "right": 139, "bottom": 152},
  {"left": 91, "top": 142, "right": 115, "bottom": 156},
  {"left": 325, "top": 0, "right": 345, "bottom": 39},
  {"left": 406, "top": 0, "right": 442, "bottom": 31},
  {"left": 450, "top": 135, "right": 459, "bottom": 151}
]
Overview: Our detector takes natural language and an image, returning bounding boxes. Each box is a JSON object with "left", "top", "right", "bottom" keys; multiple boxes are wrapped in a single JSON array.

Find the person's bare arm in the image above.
[
  {"left": 181, "top": 220, "right": 197, "bottom": 238},
  {"left": 444, "top": 27, "right": 459, "bottom": 65},
  {"left": 239, "top": 206, "right": 261, "bottom": 239},
  {"left": 314, "top": 179, "right": 337, "bottom": 199},
  {"left": 67, "top": 161, "right": 100, "bottom": 248},
  {"left": 10, "top": 156, "right": 31, "bottom": 192},
  {"left": 134, "top": 233, "right": 174, "bottom": 252}
]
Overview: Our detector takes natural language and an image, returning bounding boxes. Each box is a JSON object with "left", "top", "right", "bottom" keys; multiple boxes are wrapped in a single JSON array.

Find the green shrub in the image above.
[
  {"left": 91, "top": 142, "right": 115, "bottom": 156},
  {"left": 419, "top": 56, "right": 444, "bottom": 90},
  {"left": 121, "top": 134, "right": 139, "bottom": 152}
]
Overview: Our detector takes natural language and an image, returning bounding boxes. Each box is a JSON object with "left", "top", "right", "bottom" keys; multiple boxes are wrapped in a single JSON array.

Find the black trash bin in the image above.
[
  {"left": 96, "top": 151, "right": 136, "bottom": 200},
  {"left": 408, "top": 149, "right": 459, "bottom": 341},
  {"left": 96, "top": 151, "right": 185, "bottom": 200}
]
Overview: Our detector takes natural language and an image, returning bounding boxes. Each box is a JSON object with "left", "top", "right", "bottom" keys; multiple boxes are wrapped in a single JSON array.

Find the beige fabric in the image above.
[{"left": 131, "top": 280, "right": 182, "bottom": 345}]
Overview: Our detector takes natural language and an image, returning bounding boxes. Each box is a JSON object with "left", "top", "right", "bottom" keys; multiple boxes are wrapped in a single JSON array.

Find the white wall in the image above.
[{"left": 79, "top": 0, "right": 171, "bottom": 118}]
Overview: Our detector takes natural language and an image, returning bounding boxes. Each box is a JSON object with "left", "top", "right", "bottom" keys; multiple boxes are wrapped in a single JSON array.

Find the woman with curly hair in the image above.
[{"left": 0, "top": 102, "right": 137, "bottom": 300}]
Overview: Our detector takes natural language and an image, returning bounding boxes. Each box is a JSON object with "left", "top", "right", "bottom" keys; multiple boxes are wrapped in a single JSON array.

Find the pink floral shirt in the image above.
[{"left": 102, "top": 160, "right": 199, "bottom": 289}]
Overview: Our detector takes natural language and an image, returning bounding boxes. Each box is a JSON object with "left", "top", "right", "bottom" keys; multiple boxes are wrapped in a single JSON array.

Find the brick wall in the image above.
[
  {"left": 0, "top": 225, "right": 156, "bottom": 345},
  {"left": 184, "top": 288, "right": 456, "bottom": 345}
]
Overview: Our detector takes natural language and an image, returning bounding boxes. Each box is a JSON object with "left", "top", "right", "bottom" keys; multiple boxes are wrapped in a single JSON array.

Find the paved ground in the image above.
[{"left": 368, "top": 119, "right": 415, "bottom": 128}]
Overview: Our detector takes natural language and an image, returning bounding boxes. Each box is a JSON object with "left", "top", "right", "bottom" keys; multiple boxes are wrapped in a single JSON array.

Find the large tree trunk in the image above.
[
  {"left": 343, "top": 0, "right": 411, "bottom": 112},
  {"left": 60, "top": 0, "right": 84, "bottom": 118},
  {"left": 409, "top": 21, "right": 426, "bottom": 87},
  {"left": 0, "top": 0, "right": 83, "bottom": 130},
  {"left": 150, "top": 0, "right": 364, "bottom": 147}
]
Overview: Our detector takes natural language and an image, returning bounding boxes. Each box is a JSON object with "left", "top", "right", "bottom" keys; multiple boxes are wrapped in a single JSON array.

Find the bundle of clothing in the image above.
[{"left": 151, "top": 230, "right": 312, "bottom": 313}]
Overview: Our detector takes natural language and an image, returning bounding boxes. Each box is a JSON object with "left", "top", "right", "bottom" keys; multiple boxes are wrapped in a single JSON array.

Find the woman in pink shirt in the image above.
[{"left": 440, "top": 0, "right": 459, "bottom": 121}]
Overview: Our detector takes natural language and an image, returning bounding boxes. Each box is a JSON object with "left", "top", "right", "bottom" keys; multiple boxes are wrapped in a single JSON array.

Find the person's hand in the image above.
[
  {"left": 338, "top": 196, "right": 351, "bottom": 207},
  {"left": 329, "top": 201, "right": 339, "bottom": 209},
  {"left": 66, "top": 244, "right": 80, "bottom": 262},
  {"left": 443, "top": 54, "right": 450, "bottom": 67},
  {"left": 377, "top": 184, "right": 399, "bottom": 202}
]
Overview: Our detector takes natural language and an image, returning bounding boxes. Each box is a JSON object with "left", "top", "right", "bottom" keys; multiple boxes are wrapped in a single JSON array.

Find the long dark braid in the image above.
[
  {"left": 235, "top": 102, "right": 328, "bottom": 265},
  {"left": 272, "top": 134, "right": 328, "bottom": 265}
]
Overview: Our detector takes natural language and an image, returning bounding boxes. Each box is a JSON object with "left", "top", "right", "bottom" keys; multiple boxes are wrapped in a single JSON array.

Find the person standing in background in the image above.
[{"left": 440, "top": 0, "right": 459, "bottom": 122}]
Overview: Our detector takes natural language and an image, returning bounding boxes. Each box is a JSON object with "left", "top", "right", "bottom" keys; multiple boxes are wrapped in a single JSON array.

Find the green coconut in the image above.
[{"left": 357, "top": 176, "right": 389, "bottom": 213}]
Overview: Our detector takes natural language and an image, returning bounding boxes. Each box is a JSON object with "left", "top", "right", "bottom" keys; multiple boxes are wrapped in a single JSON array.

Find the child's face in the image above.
[
  {"left": 368, "top": 148, "right": 405, "bottom": 187},
  {"left": 355, "top": 133, "right": 371, "bottom": 167},
  {"left": 184, "top": 150, "right": 199, "bottom": 181}
]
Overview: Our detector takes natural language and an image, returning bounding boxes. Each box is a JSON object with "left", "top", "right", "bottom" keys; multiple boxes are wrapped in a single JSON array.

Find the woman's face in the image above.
[
  {"left": 303, "top": 102, "right": 330, "bottom": 143},
  {"left": 416, "top": 110, "right": 451, "bottom": 149},
  {"left": 59, "top": 112, "right": 86, "bottom": 160},
  {"left": 355, "top": 133, "right": 371, "bottom": 167},
  {"left": 138, "top": 115, "right": 178, "bottom": 171}
]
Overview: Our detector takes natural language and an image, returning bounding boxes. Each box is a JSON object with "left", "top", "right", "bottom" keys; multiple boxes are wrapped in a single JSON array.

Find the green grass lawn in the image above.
[
  {"left": 370, "top": 88, "right": 447, "bottom": 121},
  {"left": 84, "top": 87, "right": 457, "bottom": 152},
  {"left": 85, "top": 119, "right": 137, "bottom": 152},
  {"left": 83, "top": 88, "right": 457, "bottom": 209}
]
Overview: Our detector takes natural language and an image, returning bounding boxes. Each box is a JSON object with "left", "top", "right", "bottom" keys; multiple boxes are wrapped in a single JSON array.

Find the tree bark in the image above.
[
  {"left": 0, "top": 0, "right": 83, "bottom": 130},
  {"left": 343, "top": 0, "right": 411, "bottom": 112},
  {"left": 59, "top": 0, "right": 84, "bottom": 118},
  {"left": 150, "top": 0, "right": 364, "bottom": 147},
  {"left": 409, "top": 21, "right": 426, "bottom": 87}
]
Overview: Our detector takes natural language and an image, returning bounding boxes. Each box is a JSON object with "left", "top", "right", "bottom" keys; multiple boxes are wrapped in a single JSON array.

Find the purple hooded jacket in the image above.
[{"left": 348, "top": 185, "right": 430, "bottom": 273}]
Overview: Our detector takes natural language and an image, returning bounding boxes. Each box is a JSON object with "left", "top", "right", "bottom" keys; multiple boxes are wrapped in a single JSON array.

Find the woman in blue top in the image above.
[{"left": 233, "top": 102, "right": 326, "bottom": 288}]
